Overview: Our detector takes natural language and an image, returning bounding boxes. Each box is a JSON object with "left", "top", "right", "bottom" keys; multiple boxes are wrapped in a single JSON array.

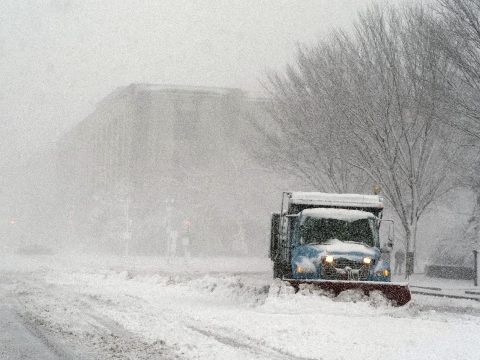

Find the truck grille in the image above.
[
  {"left": 335, "top": 258, "right": 364, "bottom": 270},
  {"left": 321, "top": 258, "right": 370, "bottom": 281}
]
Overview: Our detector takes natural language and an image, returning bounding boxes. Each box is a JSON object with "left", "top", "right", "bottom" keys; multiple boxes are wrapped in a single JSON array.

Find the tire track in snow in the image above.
[
  {"left": 1, "top": 276, "right": 89, "bottom": 360},
  {"left": 186, "top": 325, "right": 320, "bottom": 360},
  {"left": 77, "top": 282, "right": 312, "bottom": 360},
  {"left": 85, "top": 312, "right": 179, "bottom": 360},
  {"left": 13, "top": 275, "right": 179, "bottom": 360}
]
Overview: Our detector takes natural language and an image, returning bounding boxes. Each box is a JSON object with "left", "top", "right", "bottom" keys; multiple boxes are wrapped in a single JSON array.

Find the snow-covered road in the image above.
[
  {"left": 2, "top": 254, "right": 480, "bottom": 360},
  {"left": 0, "top": 298, "right": 60, "bottom": 359}
]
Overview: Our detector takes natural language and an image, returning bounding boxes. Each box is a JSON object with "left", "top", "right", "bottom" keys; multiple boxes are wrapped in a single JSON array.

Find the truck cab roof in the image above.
[
  {"left": 288, "top": 192, "right": 384, "bottom": 209},
  {"left": 300, "top": 208, "right": 376, "bottom": 222}
]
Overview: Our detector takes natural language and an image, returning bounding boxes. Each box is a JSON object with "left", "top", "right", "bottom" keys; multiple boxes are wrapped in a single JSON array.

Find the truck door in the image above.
[
  {"left": 270, "top": 213, "right": 280, "bottom": 260},
  {"left": 279, "top": 214, "right": 293, "bottom": 263}
]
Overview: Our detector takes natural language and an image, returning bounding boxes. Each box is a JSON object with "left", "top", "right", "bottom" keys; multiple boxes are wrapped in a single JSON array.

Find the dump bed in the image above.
[{"left": 284, "top": 191, "right": 384, "bottom": 217}]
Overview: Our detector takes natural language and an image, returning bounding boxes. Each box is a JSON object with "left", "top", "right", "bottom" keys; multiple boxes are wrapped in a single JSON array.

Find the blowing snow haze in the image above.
[
  {"left": 0, "top": 0, "right": 399, "bottom": 147},
  {"left": 0, "top": 0, "right": 403, "bottom": 254},
  {"left": 0, "top": 0, "right": 447, "bottom": 258},
  {"left": 4, "top": 1, "right": 480, "bottom": 359}
]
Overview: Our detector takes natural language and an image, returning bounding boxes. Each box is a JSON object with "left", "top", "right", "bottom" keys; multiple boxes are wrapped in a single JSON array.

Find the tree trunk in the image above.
[{"left": 404, "top": 222, "right": 417, "bottom": 278}]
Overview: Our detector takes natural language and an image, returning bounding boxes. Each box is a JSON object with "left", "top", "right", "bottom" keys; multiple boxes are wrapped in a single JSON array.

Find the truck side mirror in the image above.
[
  {"left": 387, "top": 234, "right": 393, "bottom": 249},
  {"left": 379, "top": 219, "right": 394, "bottom": 250}
]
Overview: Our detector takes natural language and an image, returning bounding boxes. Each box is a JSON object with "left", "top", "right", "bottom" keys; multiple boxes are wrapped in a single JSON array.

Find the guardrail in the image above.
[
  {"left": 410, "top": 285, "right": 480, "bottom": 302},
  {"left": 425, "top": 265, "right": 475, "bottom": 280}
]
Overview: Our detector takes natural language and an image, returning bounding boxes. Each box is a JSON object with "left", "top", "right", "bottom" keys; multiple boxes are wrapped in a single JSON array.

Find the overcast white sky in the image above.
[{"left": 0, "top": 0, "right": 411, "bottom": 161}]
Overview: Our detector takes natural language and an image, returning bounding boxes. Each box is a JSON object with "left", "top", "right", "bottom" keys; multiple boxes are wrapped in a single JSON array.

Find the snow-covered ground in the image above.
[{"left": 1, "top": 254, "right": 480, "bottom": 359}]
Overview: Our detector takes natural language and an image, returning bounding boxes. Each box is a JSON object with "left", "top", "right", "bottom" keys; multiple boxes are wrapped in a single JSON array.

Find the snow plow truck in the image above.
[{"left": 270, "top": 192, "right": 411, "bottom": 306}]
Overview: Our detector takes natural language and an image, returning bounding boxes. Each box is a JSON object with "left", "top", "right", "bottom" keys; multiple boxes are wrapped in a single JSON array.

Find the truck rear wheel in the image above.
[{"left": 273, "top": 262, "right": 283, "bottom": 279}]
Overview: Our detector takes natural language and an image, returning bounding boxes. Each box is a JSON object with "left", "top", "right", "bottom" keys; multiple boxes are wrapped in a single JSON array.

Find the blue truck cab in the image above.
[{"left": 270, "top": 192, "right": 392, "bottom": 282}]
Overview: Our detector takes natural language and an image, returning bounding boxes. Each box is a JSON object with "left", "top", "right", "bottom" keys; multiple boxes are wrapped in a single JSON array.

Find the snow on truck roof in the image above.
[
  {"left": 301, "top": 208, "right": 376, "bottom": 222},
  {"left": 289, "top": 192, "right": 384, "bottom": 209}
]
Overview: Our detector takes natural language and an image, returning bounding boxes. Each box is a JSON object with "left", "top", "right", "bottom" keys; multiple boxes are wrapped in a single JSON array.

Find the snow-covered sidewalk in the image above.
[{"left": 392, "top": 273, "right": 480, "bottom": 302}]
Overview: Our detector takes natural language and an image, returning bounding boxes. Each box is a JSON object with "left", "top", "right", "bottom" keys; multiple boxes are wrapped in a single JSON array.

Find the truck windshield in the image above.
[{"left": 296, "top": 217, "right": 376, "bottom": 247}]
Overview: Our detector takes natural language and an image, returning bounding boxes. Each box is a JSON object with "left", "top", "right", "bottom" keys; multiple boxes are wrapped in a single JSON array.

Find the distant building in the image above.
[{"left": 57, "top": 83, "right": 279, "bottom": 255}]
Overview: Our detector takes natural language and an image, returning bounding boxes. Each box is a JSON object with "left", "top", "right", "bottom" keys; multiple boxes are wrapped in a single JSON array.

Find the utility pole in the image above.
[
  {"left": 166, "top": 199, "right": 175, "bottom": 254},
  {"left": 124, "top": 195, "right": 131, "bottom": 257},
  {"left": 474, "top": 250, "right": 478, "bottom": 287}
]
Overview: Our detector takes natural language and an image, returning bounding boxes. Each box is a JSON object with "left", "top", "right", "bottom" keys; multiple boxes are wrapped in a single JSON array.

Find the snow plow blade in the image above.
[{"left": 286, "top": 279, "right": 411, "bottom": 306}]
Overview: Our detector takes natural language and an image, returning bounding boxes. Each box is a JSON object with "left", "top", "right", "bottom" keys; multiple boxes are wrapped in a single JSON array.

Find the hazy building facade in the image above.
[{"left": 57, "top": 83, "right": 279, "bottom": 255}]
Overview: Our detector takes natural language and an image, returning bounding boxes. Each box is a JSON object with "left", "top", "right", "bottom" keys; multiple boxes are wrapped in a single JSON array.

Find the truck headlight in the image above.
[
  {"left": 363, "top": 257, "right": 372, "bottom": 265},
  {"left": 324, "top": 255, "right": 334, "bottom": 264},
  {"left": 375, "top": 269, "right": 390, "bottom": 277}
]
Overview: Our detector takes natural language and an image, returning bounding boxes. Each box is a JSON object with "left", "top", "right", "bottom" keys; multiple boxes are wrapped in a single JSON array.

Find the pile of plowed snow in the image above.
[{"left": 261, "top": 279, "right": 401, "bottom": 316}]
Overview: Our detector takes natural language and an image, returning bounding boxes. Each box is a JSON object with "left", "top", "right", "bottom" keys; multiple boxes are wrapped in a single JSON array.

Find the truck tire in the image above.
[
  {"left": 282, "top": 264, "right": 292, "bottom": 279},
  {"left": 273, "top": 261, "right": 283, "bottom": 279},
  {"left": 273, "top": 262, "right": 292, "bottom": 279}
]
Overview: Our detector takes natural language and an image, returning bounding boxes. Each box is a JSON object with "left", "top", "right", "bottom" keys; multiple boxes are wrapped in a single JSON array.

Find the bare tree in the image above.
[
  {"left": 254, "top": 4, "right": 458, "bottom": 264},
  {"left": 434, "top": 0, "right": 480, "bottom": 252},
  {"left": 437, "top": 0, "right": 480, "bottom": 140},
  {"left": 252, "top": 64, "right": 368, "bottom": 193}
]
